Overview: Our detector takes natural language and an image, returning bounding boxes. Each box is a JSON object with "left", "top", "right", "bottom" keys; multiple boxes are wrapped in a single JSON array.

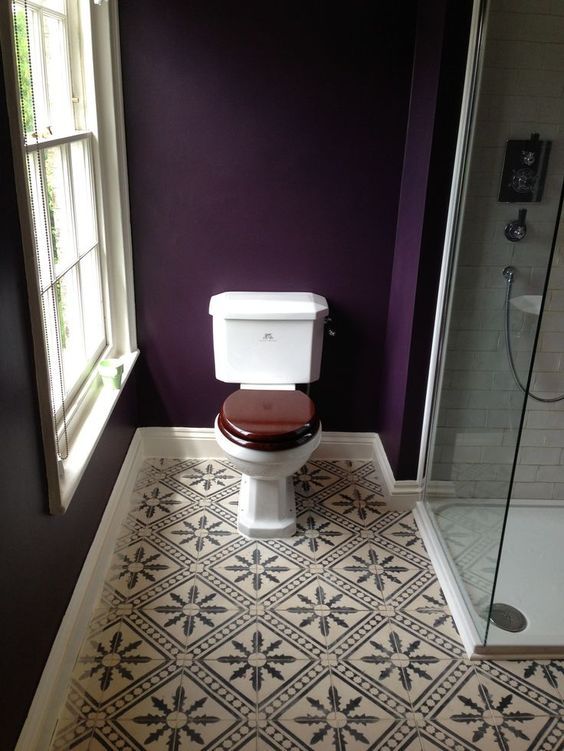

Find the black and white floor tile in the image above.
[{"left": 50, "top": 459, "right": 564, "bottom": 750}]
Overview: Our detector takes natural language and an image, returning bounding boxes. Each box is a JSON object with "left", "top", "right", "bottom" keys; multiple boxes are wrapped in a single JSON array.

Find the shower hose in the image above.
[{"left": 503, "top": 265, "right": 564, "bottom": 403}]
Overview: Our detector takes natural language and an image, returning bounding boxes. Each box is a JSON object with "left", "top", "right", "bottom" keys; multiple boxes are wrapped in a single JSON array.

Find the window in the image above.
[{"left": 1, "top": 0, "right": 137, "bottom": 512}]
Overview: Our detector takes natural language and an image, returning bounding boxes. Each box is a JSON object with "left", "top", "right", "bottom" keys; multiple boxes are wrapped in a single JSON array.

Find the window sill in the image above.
[{"left": 56, "top": 349, "right": 139, "bottom": 513}]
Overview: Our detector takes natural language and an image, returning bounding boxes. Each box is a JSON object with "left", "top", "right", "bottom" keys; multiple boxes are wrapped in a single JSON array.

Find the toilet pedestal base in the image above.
[{"left": 237, "top": 474, "right": 296, "bottom": 539}]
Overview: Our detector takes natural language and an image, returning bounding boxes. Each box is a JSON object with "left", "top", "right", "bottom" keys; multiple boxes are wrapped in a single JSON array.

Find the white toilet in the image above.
[{"left": 209, "top": 291, "right": 328, "bottom": 538}]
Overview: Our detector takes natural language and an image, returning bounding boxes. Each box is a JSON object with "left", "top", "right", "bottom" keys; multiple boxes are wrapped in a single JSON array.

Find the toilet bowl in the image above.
[{"left": 214, "top": 389, "right": 321, "bottom": 538}]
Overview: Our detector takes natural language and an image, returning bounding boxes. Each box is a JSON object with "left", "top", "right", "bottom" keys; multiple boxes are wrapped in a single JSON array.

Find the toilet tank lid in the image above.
[{"left": 209, "top": 292, "right": 328, "bottom": 320}]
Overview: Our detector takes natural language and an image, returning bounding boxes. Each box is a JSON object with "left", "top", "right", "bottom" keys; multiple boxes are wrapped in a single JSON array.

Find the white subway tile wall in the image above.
[{"left": 431, "top": 0, "right": 564, "bottom": 503}]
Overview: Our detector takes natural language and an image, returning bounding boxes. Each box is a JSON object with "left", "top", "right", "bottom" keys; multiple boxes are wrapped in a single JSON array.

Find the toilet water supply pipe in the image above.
[{"left": 502, "top": 265, "right": 564, "bottom": 403}]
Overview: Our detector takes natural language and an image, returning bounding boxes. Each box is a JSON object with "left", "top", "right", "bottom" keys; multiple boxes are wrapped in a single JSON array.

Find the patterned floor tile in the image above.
[
  {"left": 416, "top": 661, "right": 562, "bottom": 751},
  {"left": 72, "top": 619, "right": 172, "bottom": 707},
  {"left": 321, "top": 484, "right": 388, "bottom": 527},
  {"left": 352, "top": 459, "right": 386, "bottom": 485},
  {"left": 129, "top": 482, "right": 189, "bottom": 524},
  {"left": 256, "top": 609, "right": 329, "bottom": 661},
  {"left": 201, "top": 618, "right": 317, "bottom": 709},
  {"left": 48, "top": 458, "right": 564, "bottom": 751},
  {"left": 339, "top": 619, "right": 459, "bottom": 709},
  {"left": 376, "top": 514, "right": 432, "bottom": 563},
  {"left": 132, "top": 575, "right": 245, "bottom": 654},
  {"left": 328, "top": 541, "right": 425, "bottom": 605},
  {"left": 49, "top": 690, "right": 95, "bottom": 751},
  {"left": 162, "top": 459, "right": 241, "bottom": 502},
  {"left": 293, "top": 460, "right": 351, "bottom": 500},
  {"left": 392, "top": 573, "right": 464, "bottom": 646},
  {"left": 477, "top": 659, "right": 564, "bottom": 710},
  {"left": 208, "top": 541, "right": 305, "bottom": 603},
  {"left": 388, "top": 609, "right": 466, "bottom": 659},
  {"left": 226, "top": 735, "right": 258, "bottom": 751},
  {"left": 416, "top": 663, "right": 498, "bottom": 749},
  {"left": 51, "top": 734, "right": 91, "bottom": 751},
  {"left": 144, "top": 457, "right": 187, "bottom": 473},
  {"left": 180, "top": 660, "right": 256, "bottom": 720},
  {"left": 193, "top": 560, "right": 263, "bottom": 610},
  {"left": 474, "top": 664, "right": 562, "bottom": 717},
  {"left": 132, "top": 461, "right": 168, "bottom": 493},
  {"left": 290, "top": 512, "right": 355, "bottom": 560},
  {"left": 159, "top": 508, "right": 239, "bottom": 560},
  {"left": 422, "top": 703, "right": 560, "bottom": 751},
  {"left": 109, "top": 662, "right": 252, "bottom": 750},
  {"left": 331, "top": 655, "right": 412, "bottom": 717},
  {"left": 184, "top": 609, "right": 256, "bottom": 659},
  {"left": 106, "top": 539, "right": 183, "bottom": 601},
  {"left": 267, "top": 668, "right": 407, "bottom": 751},
  {"left": 272, "top": 576, "right": 372, "bottom": 651},
  {"left": 245, "top": 520, "right": 313, "bottom": 564}
]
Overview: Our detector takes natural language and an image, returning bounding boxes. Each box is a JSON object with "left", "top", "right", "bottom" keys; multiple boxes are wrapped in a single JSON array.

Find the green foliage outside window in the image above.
[
  {"left": 15, "top": 8, "right": 67, "bottom": 351},
  {"left": 14, "top": 9, "right": 34, "bottom": 134}
]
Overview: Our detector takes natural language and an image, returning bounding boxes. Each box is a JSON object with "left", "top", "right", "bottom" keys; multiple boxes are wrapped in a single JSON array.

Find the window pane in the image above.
[
  {"left": 79, "top": 248, "right": 106, "bottom": 360},
  {"left": 43, "top": 13, "right": 74, "bottom": 133},
  {"left": 13, "top": 6, "right": 36, "bottom": 135},
  {"left": 42, "top": 286, "right": 65, "bottom": 413},
  {"left": 56, "top": 267, "right": 86, "bottom": 394},
  {"left": 44, "top": 145, "right": 76, "bottom": 274},
  {"left": 70, "top": 139, "right": 97, "bottom": 254},
  {"left": 27, "top": 150, "right": 52, "bottom": 291},
  {"left": 38, "top": 0, "right": 67, "bottom": 13},
  {"left": 23, "top": 6, "right": 49, "bottom": 134}
]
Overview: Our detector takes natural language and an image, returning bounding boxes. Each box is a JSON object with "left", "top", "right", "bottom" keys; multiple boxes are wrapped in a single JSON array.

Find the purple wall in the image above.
[
  {"left": 0, "top": 2, "right": 473, "bottom": 742},
  {"left": 0, "top": 49, "right": 138, "bottom": 749},
  {"left": 119, "top": 0, "right": 417, "bottom": 432},
  {"left": 379, "top": 0, "right": 473, "bottom": 478}
]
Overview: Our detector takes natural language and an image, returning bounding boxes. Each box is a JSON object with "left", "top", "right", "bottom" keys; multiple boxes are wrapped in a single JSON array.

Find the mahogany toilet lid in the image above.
[{"left": 218, "top": 390, "right": 319, "bottom": 451}]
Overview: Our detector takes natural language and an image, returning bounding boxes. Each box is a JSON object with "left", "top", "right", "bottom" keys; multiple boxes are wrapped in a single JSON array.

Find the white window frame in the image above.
[{"left": 0, "top": 0, "right": 138, "bottom": 513}]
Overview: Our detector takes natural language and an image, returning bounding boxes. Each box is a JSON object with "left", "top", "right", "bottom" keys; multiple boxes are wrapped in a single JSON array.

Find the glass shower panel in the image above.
[
  {"left": 486, "top": 196, "right": 564, "bottom": 647},
  {"left": 423, "top": 0, "right": 564, "bottom": 645}
]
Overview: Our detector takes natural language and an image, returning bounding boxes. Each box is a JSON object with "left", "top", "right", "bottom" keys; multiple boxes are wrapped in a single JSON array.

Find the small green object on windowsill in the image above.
[{"left": 98, "top": 358, "right": 124, "bottom": 390}]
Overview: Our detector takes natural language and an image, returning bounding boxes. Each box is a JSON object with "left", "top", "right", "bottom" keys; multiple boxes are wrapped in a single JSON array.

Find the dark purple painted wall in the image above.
[
  {"left": 0, "top": 50, "right": 138, "bottom": 749},
  {"left": 120, "top": 0, "right": 417, "bottom": 432},
  {"left": 379, "top": 0, "right": 473, "bottom": 478}
]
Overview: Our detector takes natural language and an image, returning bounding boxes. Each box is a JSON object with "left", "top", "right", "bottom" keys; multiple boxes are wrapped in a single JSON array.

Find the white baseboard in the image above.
[
  {"left": 16, "top": 431, "right": 144, "bottom": 751},
  {"left": 313, "top": 431, "right": 376, "bottom": 460},
  {"left": 140, "top": 428, "right": 421, "bottom": 509},
  {"left": 19, "top": 427, "right": 419, "bottom": 750},
  {"left": 140, "top": 427, "right": 379, "bottom": 461},
  {"left": 372, "top": 434, "right": 422, "bottom": 510},
  {"left": 413, "top": 499, "right": 482, "bottom": 659},
  {"left": 141, "top": 426, "right": 221, "bottom": 458}
]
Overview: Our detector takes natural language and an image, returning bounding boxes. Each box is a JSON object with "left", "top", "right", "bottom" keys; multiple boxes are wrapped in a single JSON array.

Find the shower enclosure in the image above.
[{"left": 415, "top": 0, "right": 564, "bottom": 657}]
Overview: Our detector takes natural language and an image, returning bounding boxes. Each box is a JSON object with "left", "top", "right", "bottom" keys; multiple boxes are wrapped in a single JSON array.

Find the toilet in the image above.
[{"left": 209, "top": 291, "right": 328, "bottom": 538}]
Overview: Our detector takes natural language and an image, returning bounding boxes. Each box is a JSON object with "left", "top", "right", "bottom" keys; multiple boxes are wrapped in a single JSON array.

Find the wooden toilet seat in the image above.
[{"left": 218, "top": 389, "right": 319, "bottom": 451}]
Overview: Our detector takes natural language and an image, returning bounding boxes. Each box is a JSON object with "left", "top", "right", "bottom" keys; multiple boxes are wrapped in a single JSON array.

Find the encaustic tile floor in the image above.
[{"left": 50, "top": 459, "right": 564, "bottom": 751}]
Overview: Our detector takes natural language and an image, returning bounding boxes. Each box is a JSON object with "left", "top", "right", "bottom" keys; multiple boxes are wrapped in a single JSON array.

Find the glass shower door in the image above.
[{"left": 422, "top": 0, "right": 564, "bottom": 646}]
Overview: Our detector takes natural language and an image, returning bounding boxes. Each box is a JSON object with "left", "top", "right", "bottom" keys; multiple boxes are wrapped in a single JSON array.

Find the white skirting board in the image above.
[
  {"left": 17, "top": 427, "right": 420, "bottom": 750},
  {"left": 371, "top": 434, "right": 423, "bottom": 510},
  {"left": 141, "top": 427, "right": 380, "bottom": 461},
  {"left": 413, "top": 499, "right": 483, "bottom": 659},
  {"left": 16, "top": 430, "right": 145, "bottom": 751},
  {"left": 141, "top": 427, "right": 423, "bottom": 510}
]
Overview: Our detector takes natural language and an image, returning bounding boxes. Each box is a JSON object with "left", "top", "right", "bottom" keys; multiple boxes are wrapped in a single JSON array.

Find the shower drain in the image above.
[{"left": 489, "top": 603, "right": 528, "bottom": 633}]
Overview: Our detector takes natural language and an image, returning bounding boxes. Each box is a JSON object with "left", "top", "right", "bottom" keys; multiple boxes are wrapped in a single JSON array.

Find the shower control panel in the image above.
[{"left": 498, "top": 132, "right": 550, "bottom": 203}]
